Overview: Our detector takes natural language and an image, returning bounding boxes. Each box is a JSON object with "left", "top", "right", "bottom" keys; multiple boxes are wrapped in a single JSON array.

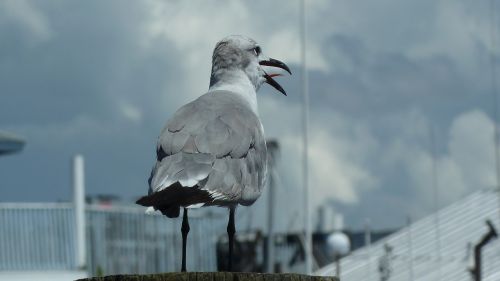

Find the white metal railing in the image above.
[
  {"left": 0, "top": 203, "right": 226, "bottom": 275},
  {"left": 85, "top": 206, "right": 225, "bottom": 275},
  {"left": 0, "top": 203, "right": 76, "bottom": 271}
]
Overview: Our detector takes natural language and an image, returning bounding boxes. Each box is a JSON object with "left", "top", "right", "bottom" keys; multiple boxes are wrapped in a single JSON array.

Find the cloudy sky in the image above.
[{"left": 1, "top": 0, "right": 499, "bottom": 231}]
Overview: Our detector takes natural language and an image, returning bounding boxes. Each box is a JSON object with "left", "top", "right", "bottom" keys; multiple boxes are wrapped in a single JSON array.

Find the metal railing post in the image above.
[{"left": 73, "top": 154, "right": 86, "bottom": 269}]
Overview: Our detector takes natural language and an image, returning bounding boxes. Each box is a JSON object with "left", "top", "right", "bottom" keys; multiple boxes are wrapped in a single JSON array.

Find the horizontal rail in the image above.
[{"left": 0, "top": 202, "right": 73, "bottom": 209}]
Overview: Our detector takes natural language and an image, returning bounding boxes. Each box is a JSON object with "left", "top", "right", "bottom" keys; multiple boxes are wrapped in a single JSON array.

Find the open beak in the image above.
[{"left": 259, "top": 58, "right": 291, "bottom": 96}]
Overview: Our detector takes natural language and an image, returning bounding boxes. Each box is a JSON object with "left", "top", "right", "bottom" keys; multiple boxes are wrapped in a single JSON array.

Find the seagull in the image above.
[{"left": 136, "top": 35, "right": 291, "bottom": 272}]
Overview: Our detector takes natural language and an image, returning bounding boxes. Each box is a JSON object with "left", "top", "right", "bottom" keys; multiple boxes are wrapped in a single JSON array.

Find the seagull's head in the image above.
[{"left": 210, "top": 35, "right": 291, "bottom": 95}]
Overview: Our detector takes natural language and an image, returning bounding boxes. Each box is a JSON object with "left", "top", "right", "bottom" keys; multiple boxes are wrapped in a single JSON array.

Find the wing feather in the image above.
[{"left": 143, "top": 90, "right": 267, "bottom": 210}]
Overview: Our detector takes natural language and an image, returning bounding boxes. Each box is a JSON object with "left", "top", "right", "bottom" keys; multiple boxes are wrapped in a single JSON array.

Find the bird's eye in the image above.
[{"left": 253, "top": 46, "right": 261, "bottom": 56}]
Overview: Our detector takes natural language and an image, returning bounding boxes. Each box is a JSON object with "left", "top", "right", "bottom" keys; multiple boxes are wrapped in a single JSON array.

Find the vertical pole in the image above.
[
  {"left": 489, "top": 0, "right": 500, "bottom": 228},
  {"left": 430, "top": 127, "right": 442, "bottom": 279},
  {"left": 335, "top": 257, "right": 340, "bottom": 278},
  {"left": 300, "top": 0, "right": 312, "bottom": 275},
  {"left": 266, "top": 140, "right": 279, "bottom": 273},
  {"left": 407, "top": 216, "right": 414, "bottom": 281},
  {"left": 473, "top": 245, "right": 481, "bottom": 281},
  {"left": 471, "top": 220, "right": 498, "bottom": 281},
  {"left": 266, "top": 167, "right": 276, "bottom": 273},
  {"left": 73, "top": 154, "right": 86, "bottom": 269},
  {"left": 364, "top": 218, "right": 372, "bottom": 279},
  {"left": 491, "top": 0, "right": 500, "bottom": 190}
]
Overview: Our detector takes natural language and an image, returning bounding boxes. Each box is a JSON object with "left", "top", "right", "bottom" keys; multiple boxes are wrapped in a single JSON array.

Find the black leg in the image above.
[
  {"left": 181, "top": 208, "right": 190, "bottom": 272},
  {"left": 227, "top": 207, "right": 236, "bottom": 272}
]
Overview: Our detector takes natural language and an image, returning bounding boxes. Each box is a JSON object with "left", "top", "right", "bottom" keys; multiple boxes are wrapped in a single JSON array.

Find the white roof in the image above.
[{"left": 316, "top": 189, "right": 500, "bottom": 280}]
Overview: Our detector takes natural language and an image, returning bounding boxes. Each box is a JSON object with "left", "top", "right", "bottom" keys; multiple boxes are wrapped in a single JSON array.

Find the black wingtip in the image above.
[
  {"left": 135, "top": 196, "right": 148, "bottom": 206},
  {"left": 136, "top": 194, "right": 181, "bottom": 218}
]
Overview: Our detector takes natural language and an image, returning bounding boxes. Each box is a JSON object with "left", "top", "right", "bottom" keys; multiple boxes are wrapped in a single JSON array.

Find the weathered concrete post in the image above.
[{"left": 77, "top": 272, "right": 338, "bottom": 281}]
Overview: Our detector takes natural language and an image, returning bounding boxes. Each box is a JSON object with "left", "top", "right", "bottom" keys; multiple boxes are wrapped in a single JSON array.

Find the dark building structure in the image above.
[{"left": 0, "top": 131, "right": 25, "bottom": 155}]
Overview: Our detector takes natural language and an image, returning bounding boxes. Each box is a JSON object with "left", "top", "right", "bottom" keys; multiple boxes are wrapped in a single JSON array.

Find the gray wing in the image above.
[{"left": 148, "top": 90, "right": 267, "bottom": 207}]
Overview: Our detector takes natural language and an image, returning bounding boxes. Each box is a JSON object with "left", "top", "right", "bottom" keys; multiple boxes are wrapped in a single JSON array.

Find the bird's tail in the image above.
[
  {"left": 136, "top": 181, "right": 213, "bottom": 218},
  {"left": 136, "top": 192, "right": 181, "bottom": 218}
]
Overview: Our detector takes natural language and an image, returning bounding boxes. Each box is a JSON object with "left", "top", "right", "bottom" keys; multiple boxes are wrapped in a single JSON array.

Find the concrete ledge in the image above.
[
  {"left": 77, "top": 272, "right": 338, "bottom": 281},
  {"left": 1, "top": 270, "right": 87, "bottom": 281}
]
